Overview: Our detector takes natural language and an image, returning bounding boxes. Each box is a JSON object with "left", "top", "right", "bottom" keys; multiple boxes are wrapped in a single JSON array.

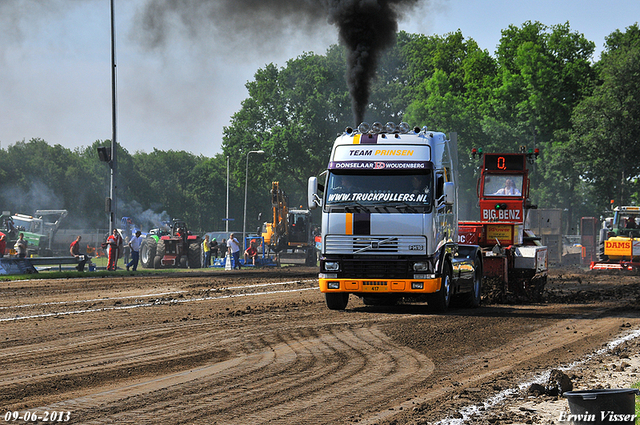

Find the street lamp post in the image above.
[
  {"left": 243, "top": 150, "right": 264, "bottom": 250},
  {"left": 225, "top": 155, "right": 230, "bottom": 233}
]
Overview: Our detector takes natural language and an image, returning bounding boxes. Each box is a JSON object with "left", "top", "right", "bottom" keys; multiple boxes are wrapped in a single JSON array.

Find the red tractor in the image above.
[
  {"left": 458, "top": 149, "right": 548, "bottom": 301},
  {"left": 153, "top": 219, "right": 202, "bottom": 269}
]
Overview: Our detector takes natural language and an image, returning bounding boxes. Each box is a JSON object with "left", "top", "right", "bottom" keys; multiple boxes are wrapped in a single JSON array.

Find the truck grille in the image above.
[
  {"left": 325, "top": 235, "right": 427, "bottom": 255},
  {"left": 341, "top": 258, "right": 410, "bottom": 279}
]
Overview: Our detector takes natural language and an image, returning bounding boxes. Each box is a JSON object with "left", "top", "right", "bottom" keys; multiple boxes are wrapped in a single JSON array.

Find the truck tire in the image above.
[
  {"left": 140, "top": 238, "right": 157, "bottom": 269},
  {"left": 462, "top": 254, "right": 482, "bottom": 308},
  {"left": 428, "top": 259, "right": 452, "bottom": 312},
  {"left": 154, "top": 240, "right": 166, "bottom": 269},
  {"left": 188, "top": 242, "right": 202, "bottom": 268},
  {"left": 325, "top": 293, "right": 349, "bottom": 310}
]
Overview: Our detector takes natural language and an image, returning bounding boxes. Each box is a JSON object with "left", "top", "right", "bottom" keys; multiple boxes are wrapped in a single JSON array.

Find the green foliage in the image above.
[{"left": 568, "top": 23, "right": 640, "bottom": 209}]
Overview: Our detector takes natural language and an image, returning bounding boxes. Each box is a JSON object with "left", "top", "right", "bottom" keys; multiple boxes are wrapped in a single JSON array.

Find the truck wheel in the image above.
[
  {"left": 188, "top": 242, "right": 202, "bottom": 268},
  {"left": 428, "top": 259, "right": 452, "bottom": 312},
  {"left": 140, "top": 238, "right": 157, "bottom": 268},
  {"left": 325, "top": 293, "right": 349, "bottom": 310},
  {"left": 179, "top": 255, "right": 188, "bottom": 268},
  {"left": 463, "top": 254, "right": 482, "bottom": 308},
  {"left": 154, "top": 240, "right": 166, "bottom": 269}
]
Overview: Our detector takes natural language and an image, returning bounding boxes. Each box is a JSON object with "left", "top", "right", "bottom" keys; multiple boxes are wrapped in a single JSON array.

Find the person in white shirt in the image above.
[
  {"left": 126, "top": 230, "right": 143, "bottom": 271},
  {"left": 227, "top": 233, "right": 242, "bottom": 270},
  {"left": 494, "top": 179, "right": 521, "bottom": 196}
]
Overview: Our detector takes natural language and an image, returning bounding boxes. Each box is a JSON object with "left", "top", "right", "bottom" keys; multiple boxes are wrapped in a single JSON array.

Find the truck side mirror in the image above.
[
  {"left": 308, "top": 177, "right": 322, "bottom": 210},
  {"left": 443, "top": 182, "right": 455, "bottom": 206}
]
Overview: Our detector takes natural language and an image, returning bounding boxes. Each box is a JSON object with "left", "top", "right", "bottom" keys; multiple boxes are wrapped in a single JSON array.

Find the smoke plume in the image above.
[
  {"left": 137, "top": 0, "right": 421, "bottom": 125},
  {"left": 325, "top": 0, "right": 419, "bottom": 124}
]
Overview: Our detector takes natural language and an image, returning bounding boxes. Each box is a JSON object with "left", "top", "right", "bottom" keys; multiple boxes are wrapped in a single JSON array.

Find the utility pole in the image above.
[{"left": 109, "top": 0, "right": 118, "bottom": 233}]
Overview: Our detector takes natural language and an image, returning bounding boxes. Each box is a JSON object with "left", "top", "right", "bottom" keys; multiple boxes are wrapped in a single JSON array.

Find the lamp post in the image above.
[
  {"left": 225, "top": 155, "right": 229, "bottom": 233},
  {"left": 243, "top": 150, "right": 264, "bottom": 250}
]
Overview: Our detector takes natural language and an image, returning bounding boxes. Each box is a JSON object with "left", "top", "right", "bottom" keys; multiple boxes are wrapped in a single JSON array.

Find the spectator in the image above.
[
  {"left": 69, "top": 235, "right": 89, "bottom": 272},
  {"left": 203, "top": 234, "right": 211, "bottom": 267},
  {"left": 244, "top": 240, "right": 258, "bottom": 266},
  {"left": 219, "top": 238, "right": 227, "bottom": 258},
  {"left": 106, "top": 229, "right": 122, "bottom": 271},
  {"left": 227, "top": 233, "right": 241, "bottom": 270},
  {"left": 123, "top": 235, "right": 131, "bottom": 266},
  {"left": 210, "top": 237, "right": 219, "bottom": 258},
  {"left": 0, "top": 232, "right": 6, "bottom": 258},
  {"left": 126, "top": 230, "right": 143, "bottom": 271},
  {"left": 14, "top": 233, "right": 27, "bottom": 258}
]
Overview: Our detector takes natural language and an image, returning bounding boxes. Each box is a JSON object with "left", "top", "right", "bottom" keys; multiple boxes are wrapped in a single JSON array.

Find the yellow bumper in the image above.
[{"left": 319, "top": 277, "right": 442, "bottom": 294}]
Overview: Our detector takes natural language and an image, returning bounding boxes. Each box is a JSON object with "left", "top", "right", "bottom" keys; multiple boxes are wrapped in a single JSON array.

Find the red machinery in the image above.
[
  {"left": 153, "top": 219, "right": 202, "bottom": 269},
  {"left": 458, "top": 149, "right": 548, "bottom": 300}
]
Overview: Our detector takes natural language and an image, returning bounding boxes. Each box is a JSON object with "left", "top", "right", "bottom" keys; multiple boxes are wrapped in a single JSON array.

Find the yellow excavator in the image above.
[{"left": 261, "top": 182, "right": 316, "bottom": 266}]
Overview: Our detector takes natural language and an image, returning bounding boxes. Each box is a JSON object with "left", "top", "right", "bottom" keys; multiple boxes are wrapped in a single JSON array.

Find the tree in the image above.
[
  {"left": 568, "top": 24, "right": 640, "bottom": 208},
  {"left": 401, "top": 31, "right": 498, "bottom": 219},
  {"left": 222, "top": 47, "right": 354, "bottom": 223},
  {"left": 491, "top": 21, "right": 596, "bottom": 230}
]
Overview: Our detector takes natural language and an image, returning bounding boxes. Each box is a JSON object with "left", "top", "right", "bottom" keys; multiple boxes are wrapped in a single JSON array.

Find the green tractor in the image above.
[{"left": 1, "top": 210, "right": 68, "bottom": 256}]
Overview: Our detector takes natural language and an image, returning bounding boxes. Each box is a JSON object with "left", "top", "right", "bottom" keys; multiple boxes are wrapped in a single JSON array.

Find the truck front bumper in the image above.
[{"left": 319, "top": 276, "right": 442, "bottom": 294}]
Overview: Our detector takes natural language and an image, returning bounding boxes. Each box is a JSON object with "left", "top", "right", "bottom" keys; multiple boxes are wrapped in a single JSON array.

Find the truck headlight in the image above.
[
  {"left": 327, "top": 281, "right": 340, "bottom": 289},
  {"left": 413, "top": 262, "right": 429, "bottom": 271},
  {"left": 324, "top": 261, "right": 340, "bottom": 271},
  {"left": 414, "top": 274, "right": 436, "bottom": 279}
]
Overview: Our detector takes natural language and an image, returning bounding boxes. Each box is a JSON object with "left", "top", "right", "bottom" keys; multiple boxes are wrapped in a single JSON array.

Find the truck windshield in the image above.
[
  {"left": 325, "top": 172, "right": 432, "bottom": 212},
  {"left": 483, "top": 174, "right": 523, "bottom": 197}
]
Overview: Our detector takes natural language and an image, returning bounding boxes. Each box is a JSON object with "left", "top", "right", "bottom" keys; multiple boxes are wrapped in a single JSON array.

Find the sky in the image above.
[{"left": 0, "top": 0, "right": 639, "bottom": 158}]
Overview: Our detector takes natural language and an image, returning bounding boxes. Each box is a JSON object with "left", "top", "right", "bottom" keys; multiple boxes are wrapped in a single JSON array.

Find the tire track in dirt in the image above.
[{"left": 34, "top": 325, "right": 434, "bottom": 424}]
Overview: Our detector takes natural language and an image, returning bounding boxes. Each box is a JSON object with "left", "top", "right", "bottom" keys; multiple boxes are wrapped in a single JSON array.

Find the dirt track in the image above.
[{"left": 1, "top": 266, "right": 639, "bottom": 424}]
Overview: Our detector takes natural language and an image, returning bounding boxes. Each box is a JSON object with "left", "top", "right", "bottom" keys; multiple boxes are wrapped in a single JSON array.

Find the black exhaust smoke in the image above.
[
  {"left": 137, "top": 0, "right": 420, "bottom": 125},
  {"left": 325, "top": 0, "right": 419, "bottom": 125}
]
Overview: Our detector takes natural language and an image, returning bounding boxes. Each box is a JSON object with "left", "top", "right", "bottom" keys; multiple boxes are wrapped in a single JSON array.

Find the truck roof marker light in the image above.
[
  {"left": 358, "top": 122, "right": 370, "bottom": 134},
  {"left": 413, "top": 126, "right": 421, "bottom": 133},
  {"left": 385, "top": 122, "right": 396, "bottom": 133},
  {"left": 345, "top": 127, "right": 353, "bottom": 134},
  {"left": 372, "top": 122, "right": 384, "bottom": 134},
  {"left": 398, "top": 122, "right": 410, "bottom": 133}
]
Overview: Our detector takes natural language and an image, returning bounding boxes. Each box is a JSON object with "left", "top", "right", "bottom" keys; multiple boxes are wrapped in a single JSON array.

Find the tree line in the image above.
[{"left": 1, "top": 21, "right": 639, "bottom": 234}]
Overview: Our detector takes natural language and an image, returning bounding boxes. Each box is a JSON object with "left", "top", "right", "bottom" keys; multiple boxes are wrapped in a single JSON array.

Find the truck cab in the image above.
[{"left": 309, "top": 122, "right": 482, "bottom": 311}]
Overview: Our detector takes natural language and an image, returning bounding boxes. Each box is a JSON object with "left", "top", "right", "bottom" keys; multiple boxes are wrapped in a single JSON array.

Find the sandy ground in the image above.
[{"left": 0, "top": 265, "right": 638, "bottom": 424}]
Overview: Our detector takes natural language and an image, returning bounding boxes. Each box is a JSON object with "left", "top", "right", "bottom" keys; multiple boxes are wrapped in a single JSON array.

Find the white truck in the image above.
[{"left": 308, "top": 122, "right": 482, "bottom": 311}]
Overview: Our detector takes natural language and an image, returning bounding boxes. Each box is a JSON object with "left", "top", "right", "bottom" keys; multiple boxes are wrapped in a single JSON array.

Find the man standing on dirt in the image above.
[
  {"left": 126, "top": 230, "right": 143, "bottom": 271},
  {"left": 227, "top": 233, "right": 241, "bottom": 270},
  {"left": 106, "top": 229, "right": 122, "bottom": 271},
  {"left": 70, "top": 235, "right": 89, "bottom": 272}
]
